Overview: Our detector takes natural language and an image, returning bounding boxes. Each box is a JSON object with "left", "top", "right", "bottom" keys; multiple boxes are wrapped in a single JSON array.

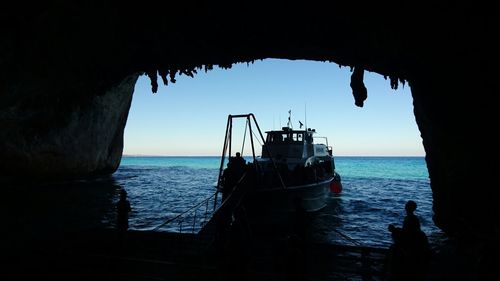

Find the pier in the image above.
[{"left": 4, "top": 227, "right": 390, "bottom": 281}]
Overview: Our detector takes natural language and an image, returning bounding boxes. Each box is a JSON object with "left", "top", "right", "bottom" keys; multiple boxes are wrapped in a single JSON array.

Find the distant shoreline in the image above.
[{"left": 122, "top": 155, "right": 425, "bottom": 158}]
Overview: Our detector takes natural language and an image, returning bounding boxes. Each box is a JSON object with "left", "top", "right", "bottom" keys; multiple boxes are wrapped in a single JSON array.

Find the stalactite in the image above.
[
  {"left": 169, "top": 69, "right": 177, "bottom": 83},
  {"left": 146, "top": 70, "right": 158, "bottom": 93},
  {"left": 390, "top": 75, "right": 398, "bottom": 90},
  {"left": 158, "top": 69, "right": 168, "bottom": 86},
  {"left": 350, "top": 66, "right": 368, "bottom": 107},
  {"left": 180, "top": 69, "right": 194, "bottom": 77},
  {"left": 218, "top": 63, "right": 233, "bottom": 69}
]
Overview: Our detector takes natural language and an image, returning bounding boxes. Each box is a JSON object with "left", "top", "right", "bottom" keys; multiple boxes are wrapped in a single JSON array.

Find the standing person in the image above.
[
  {"left": 117, "top": 189, "right": 132, "bottom": 232},
  {"left": 221, "top": 152, "right": 247, "bottom": 202},
  {"left": 233, "top": 152, "right": 246, "bottom": 168}
]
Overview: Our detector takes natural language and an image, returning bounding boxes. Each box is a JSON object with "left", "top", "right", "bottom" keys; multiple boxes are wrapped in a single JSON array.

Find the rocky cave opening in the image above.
[{"left": 1, "top": 3, "right": 497, "bottom": 278}]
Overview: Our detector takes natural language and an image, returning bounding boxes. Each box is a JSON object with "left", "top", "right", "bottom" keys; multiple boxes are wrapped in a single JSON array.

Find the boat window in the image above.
[
  {"left": 267, "top": 133, "right": 284, "bottom": 143},
  {"left": 294, "top": 133, "right": 303, "bottom": 142},
  {"left": 283, "top": 133, "right": 291, "bottom": 142},
  {"left": 267, "top": 132, "right": 305, "bottom": 144}
]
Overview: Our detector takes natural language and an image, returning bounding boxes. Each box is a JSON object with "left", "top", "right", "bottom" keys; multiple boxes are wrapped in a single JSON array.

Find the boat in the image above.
[{"left": 215, "top": 113, "right": 342, "bottom": 225}]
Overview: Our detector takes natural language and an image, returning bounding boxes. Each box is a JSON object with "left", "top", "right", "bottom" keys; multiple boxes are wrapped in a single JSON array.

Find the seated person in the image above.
[{"left": 388, "top": 200, "right": 431, "bottom": 281}]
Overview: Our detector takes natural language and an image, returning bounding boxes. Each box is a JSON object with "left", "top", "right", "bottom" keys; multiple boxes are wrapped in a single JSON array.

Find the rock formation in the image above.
[
  {"left": 1, "top": 1, "right": 497, "bottom": 258},
  {"left": 0, "top": 74, "right": 137, "bottom": 182}
]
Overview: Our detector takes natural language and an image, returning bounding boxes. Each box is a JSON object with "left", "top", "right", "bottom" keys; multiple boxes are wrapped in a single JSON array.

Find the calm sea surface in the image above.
[
  {"left": 116, "top": 156, "right": 444, "bottom": 247},
  {"left": 5, "top": 156, "right": 445, "bottom": 249}
]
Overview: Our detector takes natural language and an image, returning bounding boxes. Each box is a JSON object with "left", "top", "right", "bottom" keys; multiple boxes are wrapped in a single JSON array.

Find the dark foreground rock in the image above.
[{"left": 2, "top": 228, "right": 492, "bottom": 281}]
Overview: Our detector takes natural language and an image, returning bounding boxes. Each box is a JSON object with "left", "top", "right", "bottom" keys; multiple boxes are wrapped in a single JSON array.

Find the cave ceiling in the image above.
[{"left": 1, "top": 2, "right": 494, "bottom": 102}]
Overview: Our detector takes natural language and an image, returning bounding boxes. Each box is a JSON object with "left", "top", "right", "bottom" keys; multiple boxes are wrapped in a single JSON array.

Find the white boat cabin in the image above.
[
  {"left": 262, "top": 127, "right": 331, "bottom": 156},
  {"left": 260, "top": 127, "right": 333, "bottom": 170}
]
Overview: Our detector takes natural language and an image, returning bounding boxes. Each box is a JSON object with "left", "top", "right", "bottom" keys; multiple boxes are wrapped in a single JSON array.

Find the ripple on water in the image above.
[{"left": 4, "top": 157, "right": 445, "bottom": 249}]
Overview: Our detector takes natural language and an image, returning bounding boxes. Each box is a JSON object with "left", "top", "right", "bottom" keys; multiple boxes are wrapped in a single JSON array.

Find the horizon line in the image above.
[{"left": 122, "top": 154, "right": 426, "bottom": 157}]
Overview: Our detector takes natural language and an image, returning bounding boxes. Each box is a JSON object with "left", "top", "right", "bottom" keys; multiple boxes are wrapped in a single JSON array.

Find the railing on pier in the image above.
[
  {"left": 310, "top": 213, "right": 390, "bottom": 280},
  {"left": 150, "top": 167, "right": 250, "bottom": 235},
  {"left": 152, "top": 192, "right": 221, "bottom": 234},
  {"left": 308, "top": 242, "right": 390, "bottom": 280}
]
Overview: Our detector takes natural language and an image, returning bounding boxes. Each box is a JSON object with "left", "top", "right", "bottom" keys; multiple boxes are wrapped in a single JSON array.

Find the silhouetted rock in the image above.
[
  {"left": 0, "top": 5, "right": 497, "bottom": 278},
  {"left": 0, "top": 74, "right": 137, "bottom": 183}
]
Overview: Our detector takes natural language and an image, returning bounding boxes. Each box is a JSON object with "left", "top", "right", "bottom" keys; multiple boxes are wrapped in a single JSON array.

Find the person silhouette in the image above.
[
  {"left": 117, "top": 189, "right": 132, "bottom": 232},
  {"left": 387, "top": 200, "right": 431, "bottom": 281},
  {"left": 221, "top": 152, "right": 247, "bottom": 202},
  {"left": 389, "top": 200, "right": 420, "bottom": 239},
  {"left": 233, "top": 152, "right": 246, "bottom": 170}
]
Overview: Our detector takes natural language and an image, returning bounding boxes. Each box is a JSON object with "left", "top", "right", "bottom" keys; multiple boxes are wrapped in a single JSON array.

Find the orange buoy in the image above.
[{"left": 330, "top": 180, "right": 342, "bottom": 194}]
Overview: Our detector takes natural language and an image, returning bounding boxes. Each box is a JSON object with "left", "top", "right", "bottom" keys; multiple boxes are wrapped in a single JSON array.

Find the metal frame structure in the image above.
[{"left": 214, "top": 113, "right": 286, "bottom": 208}]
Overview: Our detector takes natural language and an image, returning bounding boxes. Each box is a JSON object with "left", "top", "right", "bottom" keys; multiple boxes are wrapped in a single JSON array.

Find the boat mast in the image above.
[
  {"left": 304, "top": 102, "right": 308, "bottom": 131},
  {"left": 287, "top": 110, "right": 293, "bottom": 129},
  {"left": 215, "top": 115, "right": 232, "bottom": 210}
]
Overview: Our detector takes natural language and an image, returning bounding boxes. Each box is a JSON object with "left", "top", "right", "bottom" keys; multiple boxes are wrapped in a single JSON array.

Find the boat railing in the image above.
[{"left": 151, "top": 191, "right": 221, "bottom": 234}]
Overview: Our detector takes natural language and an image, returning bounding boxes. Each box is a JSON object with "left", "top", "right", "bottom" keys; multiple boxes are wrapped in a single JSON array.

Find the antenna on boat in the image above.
[
  {"left": 287, "top": 110, "right": 292, "bottom": 129},
  {"left": 304, "top": 102, "right": 308, "bottom": 131}
]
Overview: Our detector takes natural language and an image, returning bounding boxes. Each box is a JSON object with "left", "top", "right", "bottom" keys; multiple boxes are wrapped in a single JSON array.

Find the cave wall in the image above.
[
  {"left": 411, "top": 68, "right": 497, "bottom": 237},
  {"left": 1, "top": 2, "right": 498, "bottom": 241},
  {"left": 0, "top": 74, "right": 138, "bottom": 183}
]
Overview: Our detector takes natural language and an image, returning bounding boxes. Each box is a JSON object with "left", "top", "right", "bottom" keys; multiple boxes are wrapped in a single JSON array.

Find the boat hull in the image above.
[{"left": 241, "top": 177, "right": 333, "bottom": 227}]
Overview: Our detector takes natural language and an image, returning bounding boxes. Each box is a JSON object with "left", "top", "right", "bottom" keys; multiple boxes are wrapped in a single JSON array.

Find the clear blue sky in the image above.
[{"left": 123, "top": 59, "right": 425, "bottom": 156}]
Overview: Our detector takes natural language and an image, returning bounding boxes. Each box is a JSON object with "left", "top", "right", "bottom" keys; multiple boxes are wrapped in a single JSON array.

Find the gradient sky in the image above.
[{"left": 123, "top": 59, "right": 425, "bottom": 156}]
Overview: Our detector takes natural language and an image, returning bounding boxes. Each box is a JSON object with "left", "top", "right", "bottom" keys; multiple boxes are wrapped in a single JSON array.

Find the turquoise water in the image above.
[
  {"left": 114, "top": 156, "right": 443, "bottom": 247},
  {"left": 120, "top": 156, "right": 221, "bottom": 169},
  {"left": 334, "top": 156, "right": 429, "bottom": 180},
  {"left": 4, "top": 156, "right": 443, "bottom": 248},
  {"left": 120, "top": 156, "right": 428, "bottom": 179}
]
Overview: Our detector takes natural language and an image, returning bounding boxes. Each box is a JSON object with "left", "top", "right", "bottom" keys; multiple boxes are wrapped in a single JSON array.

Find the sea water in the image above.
[
  {"left": 4, "top": 156, "right": 445, "bottom": 249},
  {"left": 115, "top": 156, "right": 444, "bottom": 248}
]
